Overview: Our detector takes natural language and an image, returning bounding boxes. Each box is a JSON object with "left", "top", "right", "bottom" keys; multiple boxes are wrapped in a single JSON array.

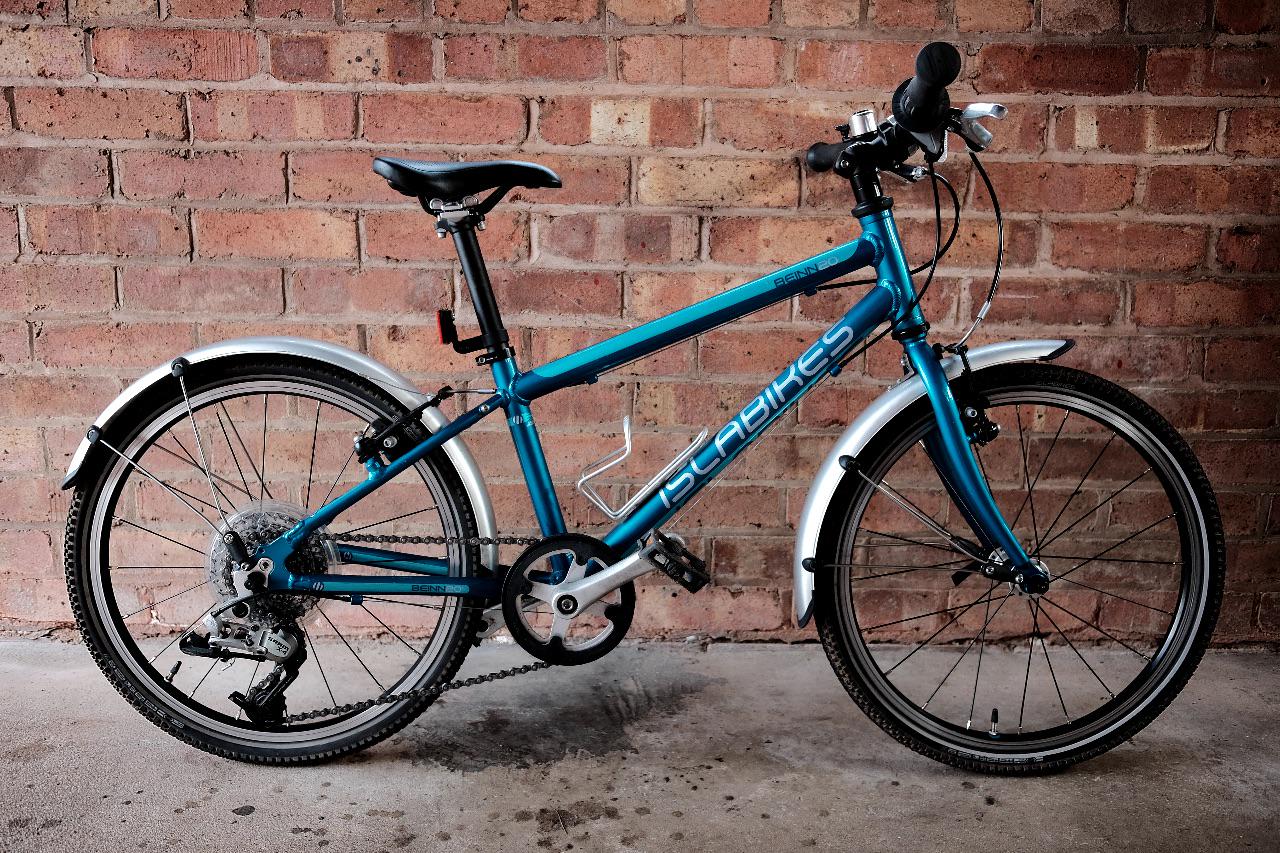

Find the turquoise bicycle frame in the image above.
[{"left": 257, "top": 205, "right": 1040, "bottom": 598}]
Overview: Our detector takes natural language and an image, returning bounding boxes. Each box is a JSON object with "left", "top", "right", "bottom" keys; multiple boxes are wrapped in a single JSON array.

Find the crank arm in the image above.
[{"left": 528, "top": 550, "right": 653, "bottom": 614}]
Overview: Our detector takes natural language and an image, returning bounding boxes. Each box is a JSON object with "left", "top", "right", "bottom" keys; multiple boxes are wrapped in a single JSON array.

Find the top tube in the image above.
[{"left": 511, "top": 236, "right": 880, "bottom": 401}]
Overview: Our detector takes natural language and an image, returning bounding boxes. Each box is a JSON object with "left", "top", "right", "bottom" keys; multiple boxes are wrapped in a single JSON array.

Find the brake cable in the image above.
[{"left": 948, "top": 151, "right": 1003, "bottom": 350}]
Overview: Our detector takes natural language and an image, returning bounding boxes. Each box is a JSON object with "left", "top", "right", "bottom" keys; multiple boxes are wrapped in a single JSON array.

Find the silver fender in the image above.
[
  {"left": 62, "top": 336, "right": 500, "bottom": 569},
  {"left": 792, "top": 338, "right": 1074, "bottom": 627}
]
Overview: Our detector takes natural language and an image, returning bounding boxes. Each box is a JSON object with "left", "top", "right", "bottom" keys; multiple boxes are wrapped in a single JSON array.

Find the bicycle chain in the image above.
[{"left": 280, "top": 529, "right": 550, "bottom": 724}]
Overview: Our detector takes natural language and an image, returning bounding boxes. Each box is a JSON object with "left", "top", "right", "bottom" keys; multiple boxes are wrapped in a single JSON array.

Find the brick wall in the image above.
[{"left": 1, "top": 0, "right": 1277, "bottom": 642}]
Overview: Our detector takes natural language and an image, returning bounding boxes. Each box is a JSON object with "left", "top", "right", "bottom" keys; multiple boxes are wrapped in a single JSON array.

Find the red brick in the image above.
[
  {"left": 368, "top": 322, "right": 495, "bottom": 377},
  {"left": 255, "top": 0, "right": 335, "bottom": 19},
  {"left": 637, "top": 158, "right": 797, "bottom": 208},
  {"left": 700, "top": 328, "right": 819, "bottom": 375},
  {"left": 35, "top": 321, "right": 194, "bottom": 368},
  {"left": 784, "top": 0, "right": 859, "bottom": 27},
  {"left": 1063, "top": 335, "right": 1200, "bottom": 382},
  {"left": 290, "top": 149, "right": 422, "bottom": 204},
  {"left": 1128, "top": 0, "right": 1206, "bottom": 32},
  {"left": 1147, "top": 47, "right": 1280, "bottom": 96},
  {"left": 169, "top": 0, "right": 251, "bottom": 17},
  {"left": 976, "top": 45, "right": 1139, "bottom": 95},
  {"left": 0, "top": 321, "right": 29, "bottom": 364},
  {"left": 118, "top": 150, "right": 285, "bottom": 202},
  {"left": 529, "top": 325, "right": 693, "bottom": 376},
  {"left": 270, "top": 31, "right": 432, "bottom": 83},
  {"left": 898, "top": 216, "right": 1039, "bottom": 268},
  {"left": 1205, "top": 337, "right": 1280, "bottom": 383},
  {"left": 290, "top": 267, "right": 450, "bottom": 316},
  {"left": 0, "top": 531, "right": 55, "bottom": 576},
  {"left": 120, "top": 266, "right": 284, "bottom": 314},
  {"left": 1144, "top": 165, "right": 1280, "bottom": 215},
  {"left": 75, "top": 0, "right": 155, "bottom": 14},
  {"left": 713, "top": 99, "right": 847, "bottom": 153},
  {"left": 1216, "top": 224, "right": 1280, "bottom": 274},
  {"left": 196, "top": 209, "right": 356, "bottom": 260},
  {"left": 489, "top": 270, "right": 621, "bottom": 317},
  {"left": 627, "top": 271, "right": 788, "bottom": 323},
  {"left": 362, "top": 93, "right": 526, "bottom": 144},
  {"left": 1202, "top": 391, "right": 1278, "bottom": 431},
  {"left": 709, "top": 215, "right": 856, "bottom": 266},
  {"left": 342, "top": 0, "right": 421, "bottom": 20},
  {"left": 93, "top": 28, "right": 258, "bottom": 81},
  {"left": 632, "top": 584, "right": 785, "bottom": 637},
  {"left": 538, "top": 213, "right": 698, "bottom": 265},
  {"left": 956, "top": 0, "right": 1034, "bottom": 31},
  {"left": 539, "top": 96, "right": 701, "bottom": 148},
  {"left": 364, "top": 210, "right": 525, "bottom": 262},
  {"left": 1052, "top": 105, "right": 1216, "bottom": 154},
  {"left": 0, "top": 25, "right": 84, "bottom": 78},
  {"left": 0, "top": 263, "right": 114, "bottom": 313},
  {"left": 1135, "top": 281, "right": 1280, "bottom": 329},
  {"left": 1193, "top": 439, "right": 1280, "bottom": 486},
  {"left": 1215, "top": 0, "right": 1280, "bottom": 33},
  {"left": 189, "top": 91, "right": 355, "bottom": 141},
  {"left": 619, "top": 35, "right": 784, "bottom": 89},
  {"left": 978, "top": 278, "right": 1122, "bottom": 327},
  {"left": 435, "top": 0, "right": 508, "bottom": 22},
  {"left": 0, "top": 373, "right": 120, "bottom": 418},
  {"left": 607, "top": 0, "right": 683, "bottom": 23},
  {"left": 695, "top": 0, "right": 769, "bottom": 27},
  {"left": 975, "top": 163, "right": 1135, "bottom": 213},
  {"left": 796, "top": 40, "right": 916, "bottom": 92},
  {"left": 1225, "top": 107, "right": 1280, "bottom": 158},
  {"left": 13, "top": 87, "right": 186, "bottom": 140},
  {"left": 0, "top": 0, "right": 62, "bottom": 16},
  {"left": 1051, "top": 222, "right": 1205, "bottom": 273},
  {"left": 516, "top": 0, "right": 597, "bottom": 21},
  {"left": 444, "top": 34, "right": 606, "bottom": 82},
  {"left": 1042, "top": 0, "right": 1122, "bottom": 32},
  {"left": 25, "top": 205, "right": 189, "bottom": 257},
  {"left": 507, "top": 154, "right": 629, "bottom": 206},
  {"left": 0, "top": 206, "right": 16, "bottom": 258},
  {"left": 0, "top": 147, "right": 109, "bottom": 198}
]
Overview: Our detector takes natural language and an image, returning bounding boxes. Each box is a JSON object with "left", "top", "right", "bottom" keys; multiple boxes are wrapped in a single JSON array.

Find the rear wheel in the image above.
[
  {"left": 815, "top": 363, "right": 1224, "bottom": 774},
  {"left": 65, "top": 357, "right": 483, "bottom": 763}
]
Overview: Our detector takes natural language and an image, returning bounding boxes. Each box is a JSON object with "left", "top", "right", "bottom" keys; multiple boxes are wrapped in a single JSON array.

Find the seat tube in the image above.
[{"left": 491, "top": 357, "right": 567, "bottom": 539}]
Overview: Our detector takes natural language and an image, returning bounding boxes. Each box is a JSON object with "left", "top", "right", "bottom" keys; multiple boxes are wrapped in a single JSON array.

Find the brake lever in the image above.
[{"left": 953, "top": 102, "right": 1007, "bottom": 152}]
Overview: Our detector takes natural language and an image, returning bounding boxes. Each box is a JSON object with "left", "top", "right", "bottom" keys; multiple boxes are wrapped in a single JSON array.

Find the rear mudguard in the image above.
[
  {"left": 792, "top": 338, "right": 1074, "bottom": 627},
  {"left": 61, "top": 337, "right": 500, "bottom": 570}
]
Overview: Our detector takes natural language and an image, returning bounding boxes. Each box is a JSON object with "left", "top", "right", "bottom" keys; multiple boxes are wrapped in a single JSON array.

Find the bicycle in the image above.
[{"left": 62, "top": 42, "right": 1224, "bottom": 773}]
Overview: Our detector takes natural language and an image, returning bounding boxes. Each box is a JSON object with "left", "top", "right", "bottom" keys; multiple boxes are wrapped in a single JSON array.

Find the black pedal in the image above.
[{"left": 649, "top": 531, "right": 710, "bottom": 593}]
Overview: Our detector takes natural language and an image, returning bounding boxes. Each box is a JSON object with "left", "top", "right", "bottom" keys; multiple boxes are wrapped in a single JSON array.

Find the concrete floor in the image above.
[{"left": 0, "top": 639, "right": 1276, "bottom": 853}]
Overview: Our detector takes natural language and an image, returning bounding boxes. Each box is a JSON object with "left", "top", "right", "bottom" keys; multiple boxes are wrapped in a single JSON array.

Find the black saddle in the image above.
[{"left": 372, "top": 158, "right": 561, "bottom": 204}]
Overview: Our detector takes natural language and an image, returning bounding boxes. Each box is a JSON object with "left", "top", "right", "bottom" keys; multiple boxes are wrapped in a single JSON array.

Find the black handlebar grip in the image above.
[
  {"left": 805, "top": 141, "right": 848, "bottom": 173},
  {"left": 893, "top": 41, "right": 962, "bottom": 133}
]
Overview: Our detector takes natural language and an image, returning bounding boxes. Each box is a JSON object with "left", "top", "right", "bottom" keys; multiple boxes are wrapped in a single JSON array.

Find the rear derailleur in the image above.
[{"left": 179, "top": 614, "right": 308, "bottom": 725}]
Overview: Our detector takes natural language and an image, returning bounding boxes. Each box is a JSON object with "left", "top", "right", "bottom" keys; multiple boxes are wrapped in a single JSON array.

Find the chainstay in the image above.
[
  {"left": 281, "top": 530, "right": 548, "bottom": 724},
  {"left": 284, "top": 660, "right": 553, "bottom": 724}
]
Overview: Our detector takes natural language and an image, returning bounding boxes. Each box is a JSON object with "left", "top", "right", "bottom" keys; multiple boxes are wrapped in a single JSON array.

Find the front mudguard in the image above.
[
  {"left": 792, "top": 338, "right": 1074, "bottom": 627},
  {"left": 60, "top": 336, "right": 500, "bottom": 570}
]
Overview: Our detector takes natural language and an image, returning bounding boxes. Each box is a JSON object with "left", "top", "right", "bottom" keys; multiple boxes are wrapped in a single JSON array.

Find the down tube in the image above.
[{"left": 604, "top": 283, "right": 897, "bottom": 553}]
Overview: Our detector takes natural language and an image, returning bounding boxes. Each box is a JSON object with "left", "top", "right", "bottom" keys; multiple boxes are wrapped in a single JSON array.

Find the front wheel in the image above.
[{"left": 814, "top": 363, "right": 1224, "bottom": 774}]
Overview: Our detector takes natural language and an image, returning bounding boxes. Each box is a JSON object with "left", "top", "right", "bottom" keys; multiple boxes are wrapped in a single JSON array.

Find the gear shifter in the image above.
[{"left": 954, "top": 102, "right": 1007, "bottom": 151}]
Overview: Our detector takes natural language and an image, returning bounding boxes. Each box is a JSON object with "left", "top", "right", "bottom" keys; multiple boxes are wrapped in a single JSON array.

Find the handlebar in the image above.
[
  {"left": 805, "top": 141, "right": 848, "bottom": 174},
  {"left": 892, "top": 42, "right": 962, "bottom": 133}
]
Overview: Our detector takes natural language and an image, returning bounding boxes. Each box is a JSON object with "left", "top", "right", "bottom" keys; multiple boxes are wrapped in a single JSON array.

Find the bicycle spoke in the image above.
[
  {"left": 302, "top": 624, "right": 337, "bottom": 708},
  {"left": 361, "top": 604, "right": 423, "bottom": 656},
  {"left": 1039, "top": 596, "right": 1151, "bottom": 662},
  {"left": 237, "top": 659, "right": 261, "bottom": 722},
  {"left": 189, "top": 657, "right": 220, "bottom": 699},
  {"left": 122, "top": 579, "right": 209, "bottom": 620},
  {"left": 305, "top": 400, "right": 321, "bottom": 511},
  {"left": 967, "top": 582, "right": 995, "bottom": 728},
  {"left": 922, "top": 584, "right": 1009, "bottom": 710},
  {"left": 1035, "top": 467, "right": 1153, "bottom": 554},
  {"left": 1017, "top": 607, "right": 1035, "bottom": 733},
  {"left": 337, "top": 506, "right": 438, "bottom": 536},
  {"left": 1052, "top": 574, "right": 1172, "bottom": 615},
  {"left": 215, "top": 409, "right": 253, "bottom": 501},
  {"left": 1052, "top": 514, "right": 1176, "bottom": 584},
  {"left": 1012, "top": 404, "right": 1041, "bottom": 548},
  {"left": 856, "top": 472, "right": 983, "bottom": 560},
  {"left": 1034, "top": 600, "right": 1071, "bottom": 723},
  {"left": 112, "top": 566, "right": 203, "bottom": 571},
  {"left": 1037, "top": 433, "right": 1115, "bottom": 547},
  {"left": 866, "top": 590, "right": 1001, "bottom": 632},
  {"left": 96, "top": 438, "right": 221, "bottom": 535},
  {"left": 117, "top": 517, "right": 205, "bottom": 556},
  {"left": 1038, "top": 603, "right": 1114, "bottom": 699},
  {"left": 883, "top": 586, "right": 1008, "bottom": 676},
  {"left": 1012, "top": 410, "right": 1067, "bottom": 545},
  {"left": 858, "top": 528, "right": 966, "bottom": 556},
  {"left": 147, "top": 601, "right": 216, "bottom": 664},
  {"left": 259, "top": 395, "right": 269, "bottom": 502},
  {"left": 1037, "top": 553, "right": 1178, "bottom": 566},
  {"left": 176, "top": 373, "right": 232, "bottom": 528},
  {"left": 317, "top": 607, "right": 385, "bottom": 691},
  {"left": 154, "top": 439, "right": 250, "bottom": 504},
  {"left": 318, "top": 447, "right": 357, "bottom": 510},
  {"left": 220, "top": 402, "right": 272, "bottom": 501}
]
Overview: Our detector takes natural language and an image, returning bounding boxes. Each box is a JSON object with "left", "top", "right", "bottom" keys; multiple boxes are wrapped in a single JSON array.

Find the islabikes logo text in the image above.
[{"left": 659, "top": 321, "right": 858, "bottom": 509}]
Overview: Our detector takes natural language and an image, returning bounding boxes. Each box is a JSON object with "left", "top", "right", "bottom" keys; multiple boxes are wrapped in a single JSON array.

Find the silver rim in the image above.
[
  {"left": 833, "top": 387, "right": 1210, "bottom": 761},
  {"left": 88, "top": 378, "right": 468, "bottom": 748}
]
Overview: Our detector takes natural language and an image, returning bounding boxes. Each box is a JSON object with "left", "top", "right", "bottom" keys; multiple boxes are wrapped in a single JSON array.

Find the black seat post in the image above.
[{"left": 439, "top": 211, "right": 513, "bottom": 364}]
